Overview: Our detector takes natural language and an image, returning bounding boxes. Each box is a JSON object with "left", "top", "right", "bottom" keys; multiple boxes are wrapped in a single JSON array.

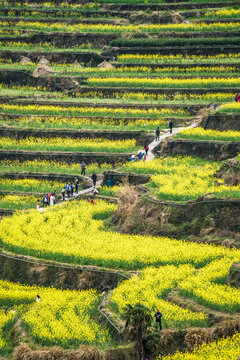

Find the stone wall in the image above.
[{"left": 204, "top": 113, "right": 240, "bottom": 131}]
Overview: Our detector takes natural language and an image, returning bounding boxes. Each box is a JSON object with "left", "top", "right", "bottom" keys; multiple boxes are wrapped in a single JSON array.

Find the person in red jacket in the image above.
[
  {"left": 144, "top": 145, "right": 149, "bottom": 156},
  {"left": 235, "top": 93, "right": 240, "bottom": 102}
]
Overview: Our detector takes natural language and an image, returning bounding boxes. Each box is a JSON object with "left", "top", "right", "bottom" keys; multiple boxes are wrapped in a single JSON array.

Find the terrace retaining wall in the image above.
[
  {"left": 104, "top": 170, "right": 150, "bottom": 185},
  {"left": 0, "top": 150, "right": 131, "bottom": 164},
  {"left": 204, "top": 114, "right": 240, "bottom": 131},
  {"left": 0, "top": 250, "right": 124, "bottom": 292},
  {"left": 0, "top": 50, "right": 110, "bottom": 65},
  {"left": 159, "top": 139, "right": 240, "bottom": 161}
]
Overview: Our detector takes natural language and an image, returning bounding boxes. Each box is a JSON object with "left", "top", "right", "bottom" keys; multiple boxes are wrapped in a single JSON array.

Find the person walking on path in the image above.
[
  {"left": 81, "top": 161, "right": 86, "bottom": 176},
  {"left": 70, "top": 183, "right": 75, "bottom": 196},
  {"left": 36, "top": 199, "right": 40, "bottom": 210},
  {"left": 65, "top": 184, "right": 70, "bottom": 198},
  {"left": 50, "top": 194, "right": 54, "bottom": 206},
  {"left": 156, "top": 127, "right": 160, "bottom": 141},
  {"left": 169, "top": 120, "right": 173, "bottom": 134},
  {"left": 154, "top": 308, "right": 162, "bottom": 330},
  {"left": 92, "top": 173, "right": 97, "bottom": 187},
  {"left": 61, "top": 188, "right": 66, "bottom": 201},
  {"left": 43, "top": 195, "right": 48, "bottom": 208},
  {"left": 145, "top": 144, "right": 149, "bottom": 156},
  {"left": 75, "top": 179, "right": 79, "bottom": 193}
]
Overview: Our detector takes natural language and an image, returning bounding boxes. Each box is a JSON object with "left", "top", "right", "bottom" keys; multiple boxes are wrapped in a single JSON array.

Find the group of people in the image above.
[
  {"left": 38, "top": 191, "right": 56, "bottom": 209},
  {"left": 61, "top": 179, "right": 80, "bottom": 201}
]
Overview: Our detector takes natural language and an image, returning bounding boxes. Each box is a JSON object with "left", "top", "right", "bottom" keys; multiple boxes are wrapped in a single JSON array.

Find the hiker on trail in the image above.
[
  {"left": 143, "top": 154, "right": 146, "bottom": 161},
  {"left": 209, "top": 103, "right": 215, "bottom": 111},
  {"left": 92, "top": 173, "right": 97, "bottom": 187},
  {"left": 156, "top": 127, "right": 160, "bottom": 141},
  {"left": 61, "top": 188, "right": 66, "bottom": 201},
  {"left": 36, "top": 295, "right": 41, "bottom": 303},
  {"left": 65, "top": 184, "right": 70, "bottom": 198},
  {"left": 49, "top": 194, "right": 54, "bottom": 206},
  {"left": 81, "top": 161, "right": 86, "bottom": 175},
  {"left": 47, "top": 192, "right": 52, "bottom": 205},
  {"left": 70, "top": 183, "right": 75, "bottom": 196},
  {"left": 145, "top": 144, "right": 149, "bottom": 156},
  {"left": 235, "top": 93, "right": 240, "bottom": 102},
  {"left": 169, "top": 120, "right": 173, "bottom": 134},
  {"left": 90, "top": 197, "right": 94, "bottom": 205},
  {"left": 36, "top": 199, "right": 40, "bottom": 210},
  {"left": 52, "top": 191, "right": 56, "bottom": 204},
  {"left": 75, "top": 179, "right": 79, "bottom": 193},
  {"left": 138, "top": 151, "right": 143, "bottom": 160},
  {"left": 43, "top": 195, "right": 48, "bottom": 208},
  {"left": 154, "top": 308, "right": 162, "bottom": 330}
]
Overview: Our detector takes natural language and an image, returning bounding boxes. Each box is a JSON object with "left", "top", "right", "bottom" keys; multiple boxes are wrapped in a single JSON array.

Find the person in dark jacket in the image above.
[
  {"left": 156, "top": 127, "right": 160, "bottom": 141},
  {"left": 75, "top": 179, "right": 79, "bottom": 193},
  {"left": 154, "top": 308, "right": 162, "bottom": 330},
  {"left": 169, "top": 121, "right": 173, "bottom": 134},
  {"left": 92, "top": 173, "right": 97, "bottom": 187}
]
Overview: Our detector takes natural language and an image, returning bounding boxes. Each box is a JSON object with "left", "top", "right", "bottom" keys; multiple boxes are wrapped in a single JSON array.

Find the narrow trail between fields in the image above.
[{"left": 145, "top": 116, "right": 202, "bottom": 161}]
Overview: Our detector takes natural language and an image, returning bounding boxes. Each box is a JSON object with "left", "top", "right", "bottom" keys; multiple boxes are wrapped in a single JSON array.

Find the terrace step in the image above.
[
  {"left": 0, "top": 149, "right": 131, "bottom": 164},
  {"left": 8, "top": 99, "right": 202, "bottom": 114},
  {"left": 79, "top": 2, "right": 240, "bottom": 11},
  {"left": 0, "top": 171, "right": 83, "bottom": 182},
  {"left": 161, "top": 138, "right": 240, "bottom": 161},
  {"left": 117, "top": 45, "right": 240, "bottom": 56},
  {"left": 204, "top": 113, "right": 240, "bottom": 132},
  {"left": 113, "top": 62, "right": 240, "bottom": 69},
  {"left": 0, "top": 50, "right": 110, "bottom": 66},
  {"left": 0, "top": 127, "right": 154, "bottom": 146}
]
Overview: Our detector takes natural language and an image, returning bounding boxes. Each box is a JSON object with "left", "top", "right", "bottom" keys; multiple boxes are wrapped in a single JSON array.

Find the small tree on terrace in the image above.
[{"left": 123, "top": 303, "right": 152, "bottom": 360}]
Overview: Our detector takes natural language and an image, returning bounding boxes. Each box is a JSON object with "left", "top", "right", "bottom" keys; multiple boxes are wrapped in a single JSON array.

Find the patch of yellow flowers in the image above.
[
  {"left": 0, "top": 280, "right": 111, "bottom": 347},
  {"left": 0, "top": 178, "right": 65, "bottom": 193},
  {"left": 219, "top": 101, "right": 240, "bottom": 113},
  {"left": 0, "top": 136, "right": 137, "bottom": 153},
  {"left": 122, "top": 156, "right": 240, "bottom": 201},
  {"left": 177, "top": 127, "right": 240, "bottom": 142},
  {"left": 160, "top": 331, "right": 240, "bottom": 360},
  {"left": 0, "top": 200, "right": 237, "bottom": 270}
]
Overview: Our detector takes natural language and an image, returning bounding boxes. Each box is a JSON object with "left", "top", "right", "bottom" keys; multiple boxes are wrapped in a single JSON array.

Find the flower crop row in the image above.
[
  {"left": 2, "top": 20, "right": 240, "bottom": 33},
  {"left": 0, "top": 104, "right": 188, "bottom": 118},
  {"left": 0, "top": 136, "right": 137, "bottom": 153},
  {"left": 88, "top": 77, "right": 240, "bottom": 89},
  {"left": 118, "top": 53, "right": 240, "bottom": 64},
  {"left": 178, "top": 258, "right": 240, "bottom": 313},
  {"left": 0, "top": 310, "right": 16, "bottom": 355},
  {"left": 176, "top": 127, "right": 240, "bottom": 142},
  {"left": 0, "top": 178, "right": 66, "bottom": 194},
  {"left": 0, "top": 194, "right": 37, "bottom": 210},
  {"left": 8, "top": 115, "right": 168, "bottom": 131}
]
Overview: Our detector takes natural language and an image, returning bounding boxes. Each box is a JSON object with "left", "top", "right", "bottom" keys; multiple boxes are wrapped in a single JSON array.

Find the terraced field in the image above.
[{"left": 0, "top": 0, "right": 239, "bottom": 359}]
